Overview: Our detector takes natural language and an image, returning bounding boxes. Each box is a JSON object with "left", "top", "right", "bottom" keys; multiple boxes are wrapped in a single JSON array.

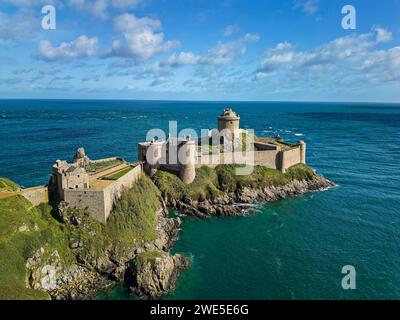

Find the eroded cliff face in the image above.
[
  {"left": 39, "top": 204, "right": 187, "bottom": 300},
  {"left": 24, "top": 176, "right": 189, "bottom": 300}
]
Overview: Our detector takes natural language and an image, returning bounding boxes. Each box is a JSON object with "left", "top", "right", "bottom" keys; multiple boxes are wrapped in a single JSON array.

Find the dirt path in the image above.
[{"left": 0, "top": 190, "right": 20, "bottom": 200}]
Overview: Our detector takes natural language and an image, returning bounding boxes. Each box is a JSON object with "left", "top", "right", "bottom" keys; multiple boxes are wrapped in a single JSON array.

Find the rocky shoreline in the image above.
[
  {"left": 24, "top": 171, "right": 334, "bottom": 300},
  {"left": 165, "top": 173, "right": 335, "bottom": 218}
]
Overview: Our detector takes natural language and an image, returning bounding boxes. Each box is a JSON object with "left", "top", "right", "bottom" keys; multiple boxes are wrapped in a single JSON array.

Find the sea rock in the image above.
[
  {"left": 26, "top": 247, "right": 62, "bottom": 291},
  {"left": 130, "top": 252, "right": 190, "bottom": 298},
  {"left": 154, "top": 210, "right": 182, "bottom": 251},
  {"left": 50, "top": 265, "right": 114, "bottom": 300}
]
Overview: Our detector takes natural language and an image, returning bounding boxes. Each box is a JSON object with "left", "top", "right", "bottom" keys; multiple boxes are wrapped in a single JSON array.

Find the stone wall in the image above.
[
  {"left": 64, "top": 189, "right": 105, "bottom": 222},
  {"left": 21, "top": 186, "right": 49, "bottom": 206},
  {"left": 64, "top": 164, "right": 143, "bottom": 223},
  {"left": 196, "top": 149, "right": 279, "bottom": 168},
  {"left": 280, "top": 147, "right": 302, "bottom": 173},
  {"left": 196, "top": 147, "right": 303, "bottom": 173},
  {"left": 254, "top": 141, "right": 280, "bottom": 151},
  {"left": 102, "top": 164, "right": 143, "bottom": 221},
  {"left": 254, "top": 150, "right": 280, "bottom": 168}
]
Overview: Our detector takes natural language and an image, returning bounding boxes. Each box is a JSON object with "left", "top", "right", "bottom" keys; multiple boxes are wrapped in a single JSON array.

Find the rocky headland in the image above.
[
  {"left": 0, "top": 164, "right": 334, "bottom": 300},
  {"left": 154, "top": 164, "right": 335, "bottom": 218}
]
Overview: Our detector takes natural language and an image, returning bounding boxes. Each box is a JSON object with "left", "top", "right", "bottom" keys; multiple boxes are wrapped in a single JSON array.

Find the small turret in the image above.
[
  {"left": 138, "top": 140, "right": 164, "bottom": 177},
  {"left": 217, "top": 108, "right": 240, "bottom": 132},
  {"left": 178, "top": 139, "right": 196, "bottom": 184},
  {"left": 299, "top": 140, "right": 306, "bottom": 164}
]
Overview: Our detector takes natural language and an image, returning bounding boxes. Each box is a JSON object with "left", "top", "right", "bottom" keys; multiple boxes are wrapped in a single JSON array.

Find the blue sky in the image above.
[{"left": 0, "top": 0, "right": 399, "bottom": 102}]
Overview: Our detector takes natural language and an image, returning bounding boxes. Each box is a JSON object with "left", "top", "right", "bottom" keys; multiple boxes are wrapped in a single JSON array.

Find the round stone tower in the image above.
[
  {"left": 217, "top": 108, "right": 240, "bottom": 132},
  {"left": 299, "top": 140, "right": 306, "bottom": 164},
  {"left": 179, "top": 140, "right": 196, "bottom": 184},
  {"left": 139, "top": 140, "right": 164, "bottom": 177}
]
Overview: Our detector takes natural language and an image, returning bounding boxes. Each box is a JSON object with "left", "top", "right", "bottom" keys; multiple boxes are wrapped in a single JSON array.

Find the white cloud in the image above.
[
  {"left": 107, "top": 13, "right": 179, "bottom": 61},
  {"left": 268, "top": 41, "right": 294, "bottom": 53},
  {"left": 223, "top": 25, "right": 239, "bottom": 37},
  {"left": 68, "top": 0, "right": 109, "bottom": 19},
  {"left": 256, "top": 28, "right": 399, "bottom": 86},
  {"left": 37, "top": 35, "right": 99, "bottom": 61},
  {"left": 67, "top": 0, "right": 144, "bottom": 19},
  {"left": 111, "top": 0, "right": 142, "bottom": 9},
  {"left": 0, "top": 11, "right": 38, "bottom": 41},
  {"left": 5, "top": 0, "right": 62, "bottom": 7},
  {"left": 165, "top": 52, "right": 202, "bottom": 66},
  {"left": 162, "top": 33, "right": 259, "bottom": 68},
  {"left": 150, "top": 76, "right": 171, "bottom": 87},
  {"left": 201, "top": 33, "right": 259, "bottom": 65},
  {"left": 293, "top": 0, "right": 319, "bottom": 16},
  {"left": 360, "top": 46, "right": 400, "bottom": 82},
  {"left": 374, "top": 26, "right": 392, "bottom": 44}
]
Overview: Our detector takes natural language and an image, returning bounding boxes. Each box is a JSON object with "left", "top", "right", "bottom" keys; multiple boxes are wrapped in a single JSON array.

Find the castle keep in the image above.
[{"left": 15, "top": 108, "right": 306, "bottom": 223}]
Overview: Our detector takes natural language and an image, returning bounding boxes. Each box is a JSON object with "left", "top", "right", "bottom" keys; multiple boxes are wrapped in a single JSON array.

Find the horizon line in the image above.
[{"left": 0, "top": 98, "right": 399, "bottom": 105}]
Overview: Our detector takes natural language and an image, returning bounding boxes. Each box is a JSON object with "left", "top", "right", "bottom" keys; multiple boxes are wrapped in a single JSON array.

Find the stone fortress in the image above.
[
  {"left": 49, "top": 148, "right": 143, "bottom": 223},
  {"left": 18, "top": 108, "right": 306, "bottom": 223},
  {"left": 138, "top": 108, "right": 306, "bottom": 184}
]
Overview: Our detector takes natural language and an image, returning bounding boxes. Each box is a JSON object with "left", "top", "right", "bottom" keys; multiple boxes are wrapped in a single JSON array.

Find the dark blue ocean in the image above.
[{"left": 1, "top": 100, "right": 399, "bottom": 299}]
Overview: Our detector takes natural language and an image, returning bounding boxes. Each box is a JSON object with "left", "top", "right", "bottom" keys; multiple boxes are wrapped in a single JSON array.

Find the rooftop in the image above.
[{"left": 218, "top": 108, "right": 240, "bottom": 119}]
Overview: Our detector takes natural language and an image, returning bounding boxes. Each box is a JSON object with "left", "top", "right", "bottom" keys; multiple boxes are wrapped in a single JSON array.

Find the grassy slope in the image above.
[
  {"left": 153, "top": 166, "right": 223, "bottom": 201},
  {"left": 0, "top": 196, "right": 73, "bottom": 300},
  {"left": 106, "top": 176, "right": 160, "bottom": 257},
  {"left": 0, "top": 175, "right": 160, "bottom": 300},
  {"left": 153, "top": 164, "right": 316, "bottom": 201},
  {"left": 0, "top": 178, "right": 20, "bottom": 191}
]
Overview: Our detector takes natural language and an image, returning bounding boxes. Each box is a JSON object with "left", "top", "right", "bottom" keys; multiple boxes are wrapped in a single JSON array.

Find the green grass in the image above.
[
  {"left": 0, "top": 175, "right": 162, "bottom": 300},
  {"left": 215, "top": 164, "right": 294, "bottom": 191},
  {"left": 285, "top": 163, "right": 315, "bottom": 181},
  {"left": 0, "top": 196, "right": 74, "bottom": 300},
  {"left": 0, "top": 177, "right": 20, "bottom": 191},
  {"left": 104, "top": 167, "right": 133, "bottom": 181},
  {"left": 61, "top": 176, "right": 161, "bottom": 267},
  {"left": 105, "top": 176, "right": 160, "bottom": 258},
  {"left": 84, "top": 159, "right": 123, "bottom": 173},
  {"left": 135, "top": 250, "right": 163, "bottom": 272},
  {"left": 153, "top": 166, "right": 222, "bottom": 201},
  {"left": 254, "top": 137, "right": 299, "bottom": 151},
  {"left": 154, "top": 164, "right": 316, "bottom": 200}
]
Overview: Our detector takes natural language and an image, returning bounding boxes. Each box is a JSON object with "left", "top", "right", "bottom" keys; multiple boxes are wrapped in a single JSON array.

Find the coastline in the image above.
[
  {"left": 0, "top": 165, "right": 334, "bottom": 300},
  {"left": 51, "top": 166, "right": 335, "bottom": 299}
]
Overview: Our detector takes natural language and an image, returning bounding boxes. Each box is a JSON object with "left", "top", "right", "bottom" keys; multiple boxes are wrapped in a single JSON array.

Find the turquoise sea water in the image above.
[{"left": 1, "top": 100, "right": 399, "bottom": 299}]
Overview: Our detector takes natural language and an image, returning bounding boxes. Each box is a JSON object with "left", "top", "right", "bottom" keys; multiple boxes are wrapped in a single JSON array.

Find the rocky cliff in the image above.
[
  {"left": 0, "top": 164, "right": 334, "bottom": 300},
  {"left": 0, "top": 176, "right": 188, "bottom": 300}
]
